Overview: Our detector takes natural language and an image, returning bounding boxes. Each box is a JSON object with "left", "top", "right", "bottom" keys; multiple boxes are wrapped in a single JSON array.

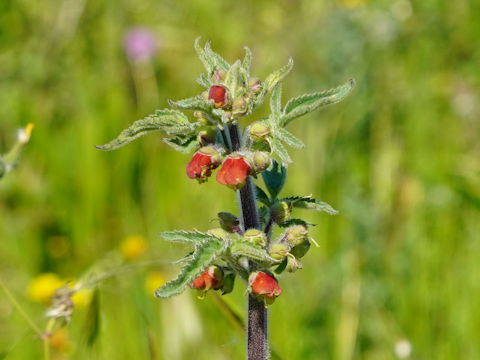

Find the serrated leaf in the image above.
[
  {"left": 261, "top": 159, "right": 287, "bottom": 200},
  {"left": 282, "top": 78, "right": 355, "bottom": 126},
  {"left": 230, "top": 240, "right": 280, "bottom": 265},
  {"left": 168, "top": 96, "right": 213, "bottom": 112},
  {"left": 276, "top": 128, "right": 304, "bottom": 149},
  {"left": 270, "top": 83, "right": 282, "bottom": 122},
  {"left": 251, "top": 57, "right": 294, "bottom": 113},
  {"left": 241, "top": 46, "right": 252, "bottom": 74},
  {"left": 96, "top": 109, "right": 191, "bottom": 151},
  {"left": 285, "top": 196, "right": 339, "bottom": 215},
  {"left": 196, "top": 73, "right": 212, "bottom": 88},
  {"left": 163, "top": 136, "right": 198, "bottom": 153},
  {"left": 205, "top": 40, "right": 230, "bottom": 71},
  {"left": 255, "top": 185, "right": 271, "bottom": 206},
  {"left": 225, "top": 60, "right": 241, "bottom": 99},
  {"left": 155, "top": 238, "right": 227, "bottom": 298},
  {"left": 158, "top": 230, "right": 225, "bottom": 245},
  {"left": 271, "top": 137, "right": 292, "bottom": 165},
  {"left": 277, "top": 218, "right": 314, "bottom": 228},
  {"left": 194, "top": 37, "right": 214, "bottom": 75}
]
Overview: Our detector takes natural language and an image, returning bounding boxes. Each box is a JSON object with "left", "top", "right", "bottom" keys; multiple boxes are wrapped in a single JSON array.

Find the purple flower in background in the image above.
[{"left": 124, "top": 28, "right": 157, "bottom": 61}]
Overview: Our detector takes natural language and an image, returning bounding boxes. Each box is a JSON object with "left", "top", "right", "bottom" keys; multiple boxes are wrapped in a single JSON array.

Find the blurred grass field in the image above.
[{"left": 1, "top": 0, "right": 479, "bottom": 359}]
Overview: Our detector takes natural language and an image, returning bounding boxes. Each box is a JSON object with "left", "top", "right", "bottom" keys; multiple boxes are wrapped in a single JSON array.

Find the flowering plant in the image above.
[{"left": 97, "top": 38, "right": 353, "bottom": 359}]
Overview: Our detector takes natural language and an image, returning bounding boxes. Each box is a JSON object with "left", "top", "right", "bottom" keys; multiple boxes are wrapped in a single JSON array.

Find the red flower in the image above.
[
  {"left": 248, "top": 271, "right": 282, "bottom": 305},
  {"left": 191, "top": 265, "right": 224, "bottom": 291},
  {"left": 186, "top": 146, "right": 222, "bottom": 183},
  {"left": 216, "top": 154, "right": 252, "bottom": 189},
  {"left": 208, "top": 85, "right": 229, "bottom": 108}
]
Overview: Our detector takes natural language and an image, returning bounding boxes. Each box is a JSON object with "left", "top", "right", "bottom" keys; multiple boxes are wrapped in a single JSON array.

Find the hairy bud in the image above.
[
  {"left": 243, "top": 229, "right": 267, "bottom": 248},
  {"left": 249, "top": 122, "right": 271, "bottom": 141},
  {"left": 270, "top": 201, "right": 292, "bottom": 224}
]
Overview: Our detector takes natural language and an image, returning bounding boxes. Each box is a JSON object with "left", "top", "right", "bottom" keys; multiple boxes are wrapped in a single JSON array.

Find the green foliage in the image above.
[
  {"left": 282, "top": 196, "right": 339, "bottom": 215},
  {"left": 230, "top": 240, "right": 280, "bottom": 265},
  {"left": 158, "top": 230, "right": 226, "bottom": 245},
  {"left": 96, "top": 109, "right": 198, "bottom": 151},
  {"left": 155, "top": 237, "right": 228, "bottom": 298},
  {"left": 261, "top": 160, "right": 287, "bottom": 200}
]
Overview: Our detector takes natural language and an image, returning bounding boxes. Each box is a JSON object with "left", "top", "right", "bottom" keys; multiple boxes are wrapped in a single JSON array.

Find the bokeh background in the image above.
[{"left": 1, "top": 0, "right": 479, "bottom": 359}]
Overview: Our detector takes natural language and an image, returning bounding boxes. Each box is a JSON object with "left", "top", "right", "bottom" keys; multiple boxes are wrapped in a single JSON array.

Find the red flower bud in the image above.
[
  {"left": 248, "top": 271, "right": 282, "bottom": 305},
  {"left": 208, "top": 85, "right": 229, "bottom": 108},
  {"left": 186, "top": 146, "right": 222, "bottom": 183},
  {"left": 191, "top": 265, "right": 224, "bottom": 291},
  {"left": 216, "top": 154, "right": 252, "bottom": 189}
]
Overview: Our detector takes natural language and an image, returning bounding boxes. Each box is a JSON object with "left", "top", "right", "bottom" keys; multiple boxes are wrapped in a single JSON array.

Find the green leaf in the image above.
[
  {"left": 251, "top": 57, "right": 294, "bottom": 113},
  {"left": 224, "top": 60, "right": 241, "bottom": 99},
  {"left": 241, "top": 46, "right": 252, "bottom": 74},
  {"left": 271, "top": 137, "right": 292, "bottom": 165},
  {"left": 205, "top": 40, "right": 230, "bottom": 71},
  {"left": 276, "top": 128, "right": 305, "bottom": 149},
  {"left": 194, "top": 37, "right": 214, "bottom": 75},
  {"left": 196, "top": 73, "right": 212, "bottom": 88},
  {"left": 168, "top": 96, "right": 213, "bottom": 113},
  {"left": 282, "top": 78, "right": 355, "bottom": 126},
  {"left": 277, "top": 218, "right": 314, "bottom": 228},
  {"left": 96, "top": 109, "right": 192, "bottom": 151},
  {"left": 163, "top": 136, "right": 198, "bottom": 153},
  {"left": 270, "top": 83, "right": 283, "bottom": 122},
  {"left": 255, "top": 185, "right": 271, "bottom": 206},
  {"left": 158, "top": 230, "right": 225, "bottom": 245},
  {"left": 283, "top": 196, "right": 339, "bottom": 215},
  {"left": 261, "top": 159, "right": 287, "bottom": 200},
  {"left": 155, "top": 238, "right": 227, "bottom": 298},
  {"left": 230, "top": 240, "right": 280, "bottom": 265}
]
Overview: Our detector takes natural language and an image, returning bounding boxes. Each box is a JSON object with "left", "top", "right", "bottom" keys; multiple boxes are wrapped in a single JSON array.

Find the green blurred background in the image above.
[{"left": 1, "top": 0, "right": 479, "bottom": 359}]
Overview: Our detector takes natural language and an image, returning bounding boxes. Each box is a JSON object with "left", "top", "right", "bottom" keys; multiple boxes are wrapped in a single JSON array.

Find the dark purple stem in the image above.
[{"left": 228, "top": 124, "right": 269, "bottom": 360}]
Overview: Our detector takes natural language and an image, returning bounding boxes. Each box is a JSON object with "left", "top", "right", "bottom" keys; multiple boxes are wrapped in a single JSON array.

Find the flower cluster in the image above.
[{"left": 98, "top": 38, "right": 352, "bottom": 308}]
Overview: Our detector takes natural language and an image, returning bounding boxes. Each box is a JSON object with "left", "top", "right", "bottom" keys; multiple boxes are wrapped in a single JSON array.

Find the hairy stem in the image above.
[{"left": 228, "top": 123, "right": 269, "bottom": 360}]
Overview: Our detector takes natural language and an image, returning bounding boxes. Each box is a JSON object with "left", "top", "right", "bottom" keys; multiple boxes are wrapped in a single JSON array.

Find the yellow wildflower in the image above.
[
  {"left": 144, "top": 271, "right": 166, "bottom": 296},
  {"left": 120, "top": 235, "right": 147, "bottom": 260},
  {"left": 27, "top": 273, "right": 64, "bottom": 303}
]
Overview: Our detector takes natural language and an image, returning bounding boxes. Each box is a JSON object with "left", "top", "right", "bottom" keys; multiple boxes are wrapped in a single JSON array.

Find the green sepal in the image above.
[
  {"left": 96, "top": 109, "right": 196, "bottom": 151},
  {"left": 168, "top": 96, "right": 213, "bottom": 113},
  {"left": 158, "top": 230, "right": 226, "bottom": 245},
  {"left": 274, "top": 258, "right": 288, "bottom": 274},
  {"left": 275, "top": 128, "right": 304, "bottom": 149},
  {"left": 281, "top": 78, "right": 355, "bottom": 126},
  {"left": 154, "top": 237, "right": 228, "bottom": 298},
  {"left": 261, "top": 159, "right": 287, "bottom": 200},
  {"left": 282, "top": 196, "right": 339, "bottom": 215},
  {"left": 250, "top": 57, "right": 294, "bottom": 113},
  {"left": 230, "top": 240, "right": 280, "bottom": 265}
]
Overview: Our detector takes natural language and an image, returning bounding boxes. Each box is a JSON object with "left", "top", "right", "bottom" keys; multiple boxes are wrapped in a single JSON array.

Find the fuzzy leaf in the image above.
[
  {"left": 196, "top": 73, "right": 212, "bottom": 88},
  {"left": 158, "top": 230, "right": 225, "bottom": 245},
  {"left": 205, "top": 40, "right": 230, "bottom": 71},
  {"left": 270, "top": 83, "right": 283, "bottom": 122},
  {"left": 251, "top": 57, "right": 294, "bottom": 113},
  {"left": 168, "top": 96, "right": 213, "bottom": 113},
  {"left": 271, "top": 137, "right": 292, "bottom": 165},
  {"left": 225, "top": 60, "right": 241, "bottom": 99},
  {"left": 96, "top": 109, "right": 192, "bottom": 151},
  {"left": 282, "top": 78, "right": 355, "bottom": 126},
  {"left": 276, "top": 128, "right": 305, "bottom": 149},
  {"left": 230, "top": 240, "right": 280, "bottom": 265},
  {"left": 163, "top": 136, "right": 198, "bottom": 153},
  {"left": 261, "top": 159, "right": 287, "bottom": 200},
  {"left": 283, "top": 196, "right": 339, "bottom": 215},
  {"left": 194, "top": 37, "right": 214, "bottom": 75},
  {"left": 241, "top": 46, "right": 252, "bottom": 74},
  {"left": 155, "top": 238, "right": 227, "bottom": 298}
]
